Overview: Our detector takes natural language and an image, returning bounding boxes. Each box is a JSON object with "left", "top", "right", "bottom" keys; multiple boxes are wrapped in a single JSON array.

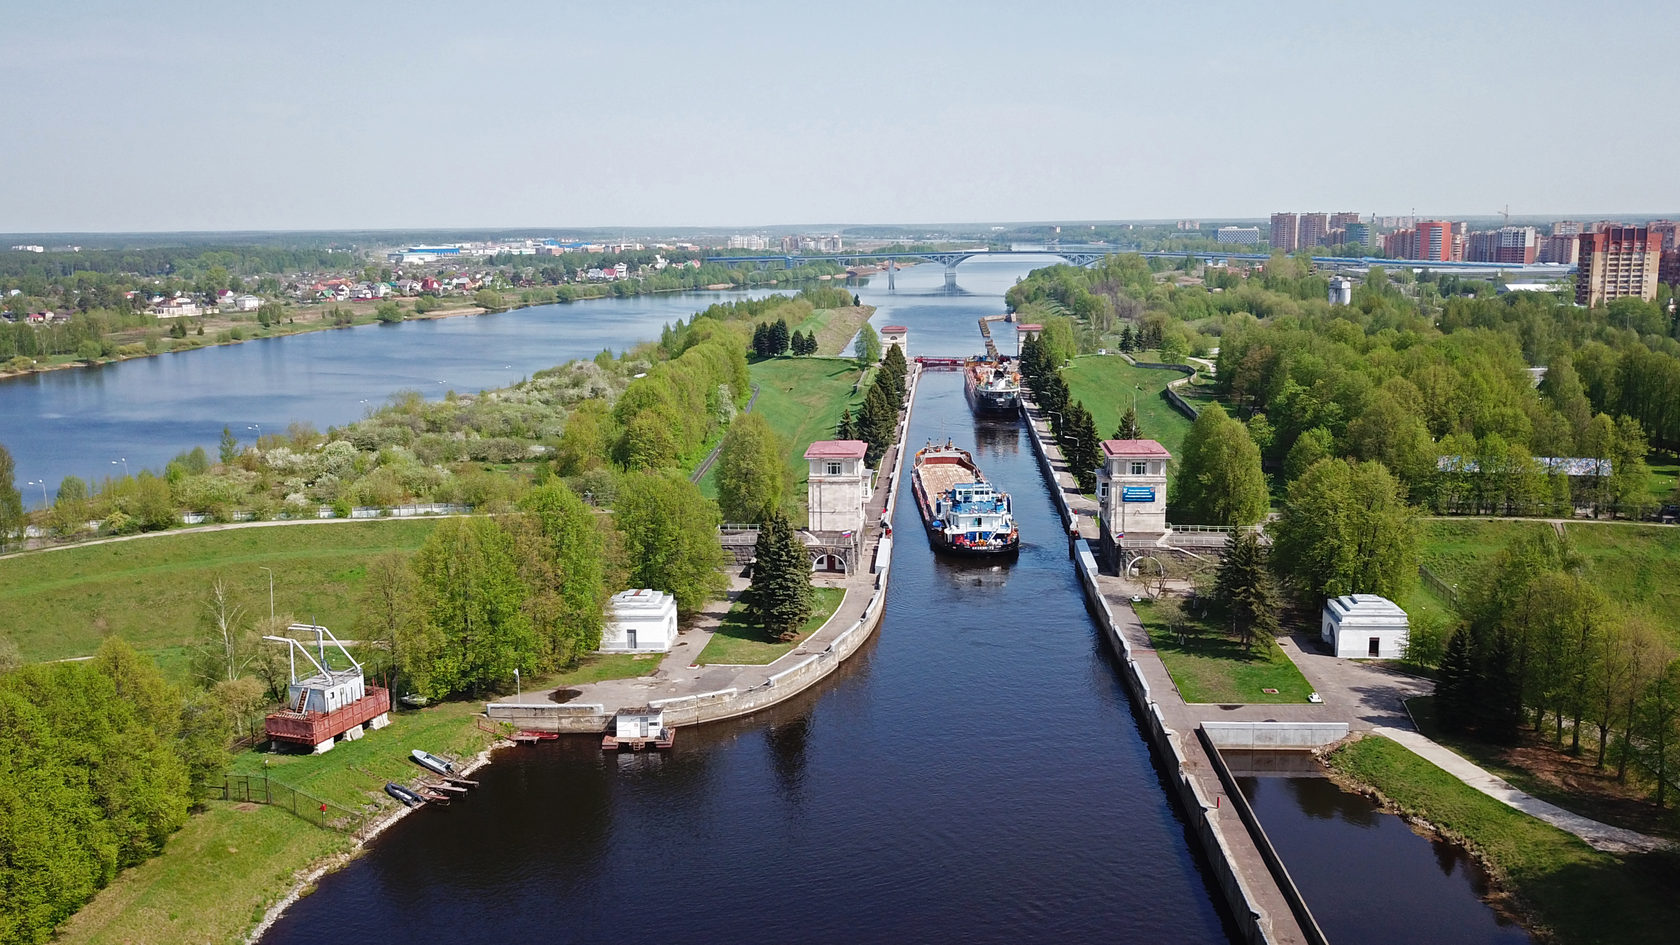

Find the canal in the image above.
[{"left": 259, "top": 259, "right": 1236, "bottom": 944}]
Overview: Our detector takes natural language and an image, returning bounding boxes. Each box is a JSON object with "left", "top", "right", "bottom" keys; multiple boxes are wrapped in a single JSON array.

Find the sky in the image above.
[{"left": 3, "top": 0, "right": 1677, "bottom": 233}]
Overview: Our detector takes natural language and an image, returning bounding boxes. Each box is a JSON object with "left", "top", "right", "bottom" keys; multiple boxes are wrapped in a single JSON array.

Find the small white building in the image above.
[
  {"left": 805, "top": 440, "right": 870, "bottom": 535},
  {"left": 614, "top": 709, "right": 666, "bottom": 740},
  {"left": 599, "top": 588, "right": 678, "bottom": 653},
  {"left": 1328, "top": 275, "right": 1353, "bottom": 306},
  {"left": 1321, "top": 594, "right": 1409, "bottom": 659},
  {"left": 880, "top": 325, "right": 908, "bottom": 360}
]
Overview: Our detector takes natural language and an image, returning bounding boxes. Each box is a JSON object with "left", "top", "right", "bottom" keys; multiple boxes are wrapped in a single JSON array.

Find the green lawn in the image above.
[
  {"left": 1328, "top": 735, "right": 1680, "bottom": 945},
  {"left": 226, "top": 697, "right": 496, "bottom": 812},
  {"left": 698, "top": 358, "right": 867, "bottom": 524},
  {"left": 696, "top": 586, "right": 845, "bottom": 665},
  {"left": 1419, "top": 518, "right": 1680, "bottom": 646},
  {"left": 1646, "top": 456, "right": 1679, "bottom": 506},
  {"left": 528, "top": 652, "right": 663, "bottom": 689},
  {"left": 0, "top": 519, "right": 442, "bottom": 668},
  {"left": 1059, "top": 355, "right": 1196, "bottom": 467},
  {"left": 1133, "top": 600, "right": 1313, "bottom": 703}
]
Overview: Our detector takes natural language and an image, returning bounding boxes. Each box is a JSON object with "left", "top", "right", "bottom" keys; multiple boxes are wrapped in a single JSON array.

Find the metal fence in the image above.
[
  {"left": 1417, "top": 564, "right": 1460, "bottom": 609},
  {"left": 211, "top": 774, "right": 366, "bottom": 832}
]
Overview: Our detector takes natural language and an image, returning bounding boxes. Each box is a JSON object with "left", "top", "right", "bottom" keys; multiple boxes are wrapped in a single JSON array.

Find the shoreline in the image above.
[
  {"left": 0, "top": 275, "right": 858, "bottom": 383},
  {"left": 241, "top": 739, "right": 501, "bottom": 945}
]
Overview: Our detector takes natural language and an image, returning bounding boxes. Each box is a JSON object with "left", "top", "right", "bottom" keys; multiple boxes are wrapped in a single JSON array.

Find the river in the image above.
[{"left": 0, "top": 288, "right": 784, "bottom": 503}]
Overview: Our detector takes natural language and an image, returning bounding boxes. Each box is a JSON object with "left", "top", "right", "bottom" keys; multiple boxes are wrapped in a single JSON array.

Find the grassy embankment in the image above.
[
  {"left": 0, "top": 518, "right": 442, "bottom": 672},
  {"left": 696, "top": 586, "right": 846, "bottom": 665},
  {"left": 1059, "top": 354, "right": 1196, "bottom": 469},
  {"left": 1133, "top": 600, "right": 1313, "bottom": 704},
  {"left": 1419, "top": 518, "right": 1680, "bottom": 646},
  {"left": 56, "top": 696, "right": 499, "bottom": 945},
  {"left": 695, "top": 304, "right": 875, "bottom": 512},
  {"left": 1327, "top": 735, "right": 1680, "bottom": 945}
]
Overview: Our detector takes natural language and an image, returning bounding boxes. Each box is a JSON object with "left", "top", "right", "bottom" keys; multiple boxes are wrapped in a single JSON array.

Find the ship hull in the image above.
[
  {"left": 964, "top": 359, "right": 1022, "bottom": 418},
  {"left": 911, "top": 447, "right": 1021, "bottom": 557}
]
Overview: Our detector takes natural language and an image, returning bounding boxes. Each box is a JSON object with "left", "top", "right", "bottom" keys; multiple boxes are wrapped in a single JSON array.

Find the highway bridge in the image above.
[{"left": 705, "top": 246, "right": 1575, "bottom": 287}]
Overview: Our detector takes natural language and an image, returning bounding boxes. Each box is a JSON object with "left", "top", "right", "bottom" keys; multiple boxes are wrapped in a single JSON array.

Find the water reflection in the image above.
[
  {"left": 765, "top": 713, "right": 811, "bottom": 802},
  {"left": 1237, "top": 772, "right": 1530, "bottom": 945}
]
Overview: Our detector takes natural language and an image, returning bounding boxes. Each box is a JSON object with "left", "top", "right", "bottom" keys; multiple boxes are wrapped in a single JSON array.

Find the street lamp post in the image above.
[
  {"left": 259, "top": 567, "right": 274, "bottom": 621},
  {"left": 111, "top": 457, "right": 128, "bottom": 477},
  {"left": 26, "top": 480, "right": 48, "bottom": 507}
]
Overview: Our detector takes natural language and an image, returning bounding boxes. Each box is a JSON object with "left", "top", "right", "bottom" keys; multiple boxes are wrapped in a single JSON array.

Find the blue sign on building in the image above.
[{"left": 1121, "top": 486, "right": 1155, "bottom": 503}]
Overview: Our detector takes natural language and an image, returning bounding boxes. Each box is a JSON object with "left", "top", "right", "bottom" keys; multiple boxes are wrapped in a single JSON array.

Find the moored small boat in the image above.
[
  {"left": 385, "top": 782, "right": 425, "bottom": 808},
  {"left": 910, "top": 440, "right": 1020, "bottom": 556},
  {"left": 410, "top": 749, "right": 455, "bottom": 776}
]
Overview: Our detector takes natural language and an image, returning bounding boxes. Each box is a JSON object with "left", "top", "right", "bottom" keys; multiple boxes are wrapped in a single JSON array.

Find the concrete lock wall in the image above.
[
  {"left": 1021, "top": 393, "right": 1281, "bottom": 945},
  {"left": 1202, "top": 722, "right": 1350, "bottom": 750}
]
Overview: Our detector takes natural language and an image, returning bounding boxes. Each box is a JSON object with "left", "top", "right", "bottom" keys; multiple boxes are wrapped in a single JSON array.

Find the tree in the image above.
[
  {"left": 768, "top": 318, "right": 790, "bottom": 356},
  {"left": 613, "top": 469, "right": 727, "bottom": 616},
  {"left": 1214, "top": 531, "right": 1280, "bottom": 649},
  {"left": 1435, "top": 626, "right": 1478, "bottom": 733},
  {"left": 857, "top": 376, "right": 898, "bottom": 467},
  {"left": 1172, "top": 403, "right": 1268, "bottom": 526},
  {"left": 1270, "top": 458, "right": 1418, "bottom": 600},
  {"left": 1282, "top": 426, "right": 1333, "bottom": 484},
  {"left": 407, "top": 517, "right": 534, "bottom": 699},
  {"left": 854, "top": 322, "right": 881, "bottom": 368},
  {"left": 836, "top": 407, "right": 857, "bottom": 440},
  {"left": 1634, "top": 659, "right": 1680, "bottom": 807},
  {"left": 191, "top": 578, "right": 253, "bottom": 686},
  {"left": 881, "top": 342, "right": 908, "bottom": 393},
  {"left": 1061, "top": 400, "right": 1102, "bottom": 491},
  {"left": 1114, "top": 404, "right": 1140, "bottom": 441},
  {"left": 354, "top": 552, "right": 421, "bottom": 685},
  {"left": 0, "top": 442, "right": 21, "bottom": 550},
  {"left": 218, "top": 425, "right": 238, "bottom": 465},
  {"left": 375, "top": 300, "right": 404, "bottom": 323},
  {"left": 716, "top": 413, "right": 789, "bottom": 523},
  {"left": 743, "top": 510, "right": 815, "bottom": 640},
  {"left": 514, "top": 482, "right": 609, "bottom": 669},
  {"left": 474, "top": 289, "right": 505, "bottom": 312}
]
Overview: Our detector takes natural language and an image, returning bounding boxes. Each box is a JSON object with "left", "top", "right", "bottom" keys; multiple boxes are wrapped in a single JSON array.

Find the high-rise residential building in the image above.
[
  {"left": 1216, "top": 226, "right": 1262, "bottom": 245},
  {"left": 1383, "top": 228, "right": 1418, "bottom": 259},
  {"left": 1176, "top": 220, "right": 1200, "bottom": 230},
  {"left": 1576, "top": 226, "right": 1663, "bottom": 306},
  {"left": 1659, "top": 250, "right": 1680, "bottom": 290},
  {"left": 1344, "top": 222, "right": 1374, "bottom": 248},
  {"left": 1299, "top": 212, "right": 1329, "bottom": 248},
  {"left": 1539, "top": 233, "right": 1580, "bottom": 265},
  {"left": 1494, "top": 226, "right": 1538, "bottom": 264},
  {"left": 1466, "top": 231, "right": 1499, "bottom": 263},
  {"left": 1270, "top": 212, "right": 1299, "bottom": 252},
  {"left": 1646, "top": 221, "right": 1680, "bottom": 255},
  {"left": 1552, "top": 220, "right": 1584, "bottom": 237},
  {"left": 1330, "top": 211, "right": 1362, "bottom": 227},
  {"left": 726, "top": 234, "right": 769, "bottom": 250},
  {"left": 1416, "top": 221, "right": 1453, "bottom": 261}
]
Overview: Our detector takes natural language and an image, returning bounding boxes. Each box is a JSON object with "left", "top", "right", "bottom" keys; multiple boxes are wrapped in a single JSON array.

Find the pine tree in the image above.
[
  {"left": 1214, "top": 531, "right": 1280, "bottom": 650},
  {"left": 1063, "top": 400, "right": 1102, "bottom": 492},
  {"left": 744, "top": 511, "right": 815, "bottom": 641},
  {"left": 1481, "top": 628, "right": 1525, "bottom": 744},
  {"left": 218, "top": 425, "right": 239, "bottom": 465},
  {"left": 836, "top": 408, "right": 857, "bottom": 440},
  {"left": 1114, "top": 404, "right": 1140, "bottom": 441},
  {"left": 769, "top": 318, "right": 790, "bottom": 356},
  {"left": 858, "top": 377, "right": 897, "bottom": 466},
  {"left": 752, "top": 321, "right": 769, "bottom": 358},
  {"left": 1435, "top": 626, "right": 1477, "bottom": 733}
]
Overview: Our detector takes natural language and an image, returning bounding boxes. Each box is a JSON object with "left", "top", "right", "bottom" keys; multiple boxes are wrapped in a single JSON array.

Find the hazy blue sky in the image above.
[{"left": 3, "top": 0, "right": 1676, "bottom": 232}]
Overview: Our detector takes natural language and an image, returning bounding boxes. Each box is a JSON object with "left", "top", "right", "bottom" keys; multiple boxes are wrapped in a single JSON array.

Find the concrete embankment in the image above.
[
  {"left": 487, "top": 366, "right": 921, "bottom": 732},
  {"left": 1018, "top": 390, "right": 1311, "bottom": 945}
]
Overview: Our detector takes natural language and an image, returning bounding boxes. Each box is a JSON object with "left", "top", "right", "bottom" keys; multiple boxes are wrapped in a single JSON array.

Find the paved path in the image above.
[{"left": 1369, "top": 726, "right": 1672, "bottom": 854}]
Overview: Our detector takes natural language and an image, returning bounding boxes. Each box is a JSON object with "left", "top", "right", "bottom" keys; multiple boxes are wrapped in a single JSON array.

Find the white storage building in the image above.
[
  {"left": 1321, "top": 594, "right": 1409, "bottom": 659},
  {"left": 599, "top": 588, "right": 679, "bottom": 653}
]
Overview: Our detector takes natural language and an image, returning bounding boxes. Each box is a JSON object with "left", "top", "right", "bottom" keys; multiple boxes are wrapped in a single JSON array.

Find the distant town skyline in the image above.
[{"left": 4, "top": 1, "right": 1678, "bottom": 233}]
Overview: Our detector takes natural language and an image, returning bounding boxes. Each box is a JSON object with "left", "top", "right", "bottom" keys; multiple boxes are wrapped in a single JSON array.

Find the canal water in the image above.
[
  {"left": 1236, "top": 768, "right": 1531, "bottom": 945},
  {"left": 259, "top": 260, "right": 1236, "bottom": 944}
]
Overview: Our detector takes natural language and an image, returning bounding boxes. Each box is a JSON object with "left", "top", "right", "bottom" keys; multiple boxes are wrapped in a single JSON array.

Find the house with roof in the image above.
[{"left": 1094, "top": 438, "right": 1170, "bottom": 572}]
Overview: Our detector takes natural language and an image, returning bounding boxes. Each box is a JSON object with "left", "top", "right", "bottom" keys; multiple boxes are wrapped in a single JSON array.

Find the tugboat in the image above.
[
  {"left": 910, "top": 440, "right": 1020, "bottom": 556},
  {"left": 964, "top": 356, "right": 1022, "bottom": 417}
]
